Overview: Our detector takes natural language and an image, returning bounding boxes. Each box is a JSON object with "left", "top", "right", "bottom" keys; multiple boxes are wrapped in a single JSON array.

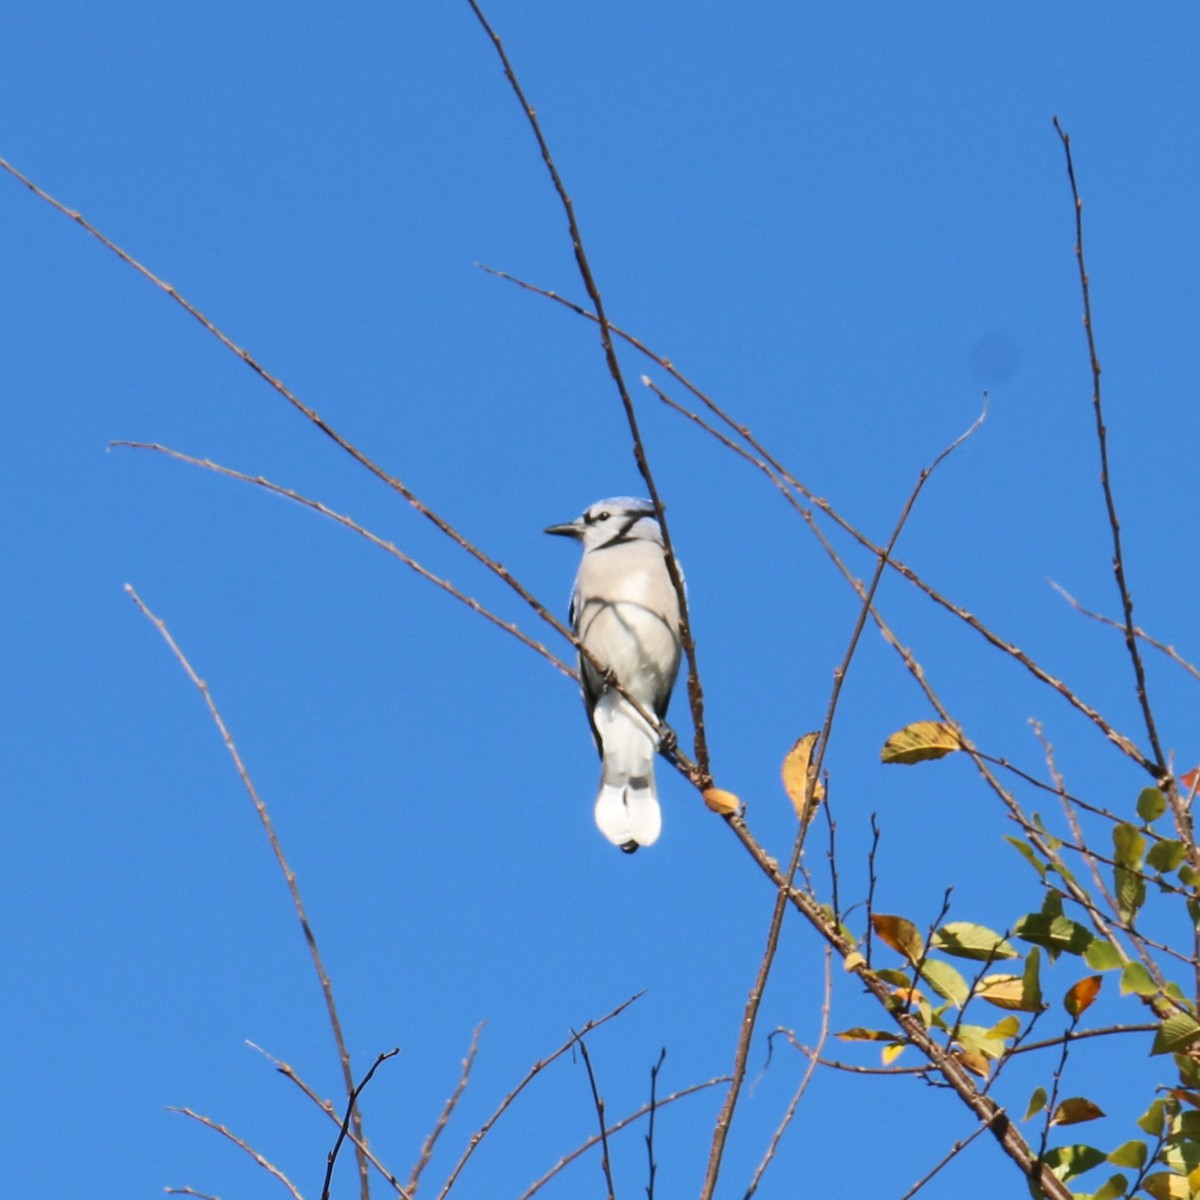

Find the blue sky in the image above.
[{"left": 4, "top": 4, "right": 1199, "bottom": 1198}]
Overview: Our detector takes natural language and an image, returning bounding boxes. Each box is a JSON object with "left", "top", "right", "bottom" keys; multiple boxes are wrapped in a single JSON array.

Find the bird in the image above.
[{"left": 545, "top": 497, "right": 682, "bottom": 852}]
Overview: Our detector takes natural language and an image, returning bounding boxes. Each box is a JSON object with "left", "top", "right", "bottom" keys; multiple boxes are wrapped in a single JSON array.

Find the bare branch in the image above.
[
  {"left": 897, "top": 1114, "right": 1003, "bottom": 1200},
  {"left": 463, "top": 3, "right": 711, "bottom": 783},
  {"left": 407, "top": 1024, "right": 484, "bottom": 1197},
  {"left": 127, "top": 585, "right": 370, "bottom": 1194},
  {"left": 1051, "top": 580, "right": 1200, "bottom": 684},
  {"left": 115, "top": 441, "right": 577, "bottom": 680},
  {"left": 1052, "top": 117, "right": 1164, "bottom": 772},
  {"left": 743, "top": 948, "right": 834, "bottom": 1198},
  {"left": 166, "top": 1108, "right": 304, "bottom": 1200},
  {"left": 436, "top": 992, "right": 643, "bottom": 1199},
  {"left": 576, "top": 1037, "right": 616, "bottom": 1200},
  {"left": 645, "top": 1048, "right": 667, "bottom": 1200},
  {"left": 516, "top": 1076, "right": 729, "bottom": 1200},
  {"left": 701, "top": 410, "right": 982, "bottom": 1200},
  {"left": 322, "top": 1049, "right": 402, "bottom": 1200},
  {"left": 246, "top": 1042, "right": 411, "bottom": 1197}
]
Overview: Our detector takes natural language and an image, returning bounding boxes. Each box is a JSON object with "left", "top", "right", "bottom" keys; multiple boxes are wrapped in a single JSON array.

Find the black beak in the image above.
[{"left": 544, "top": 519, "right": 583, "bottom": 538}]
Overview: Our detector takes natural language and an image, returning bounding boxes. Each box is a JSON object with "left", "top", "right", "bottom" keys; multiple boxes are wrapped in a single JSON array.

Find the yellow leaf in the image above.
[
  {"left": 781, "top": 732, "right": 825, "bottom": 822},
  {"left": 1064, "top": 975, "right": 1103, "bottom": 1018},
  {"left": 977, "top": 974, "right": 1041, "bottom": 1012},
  {"left": 871, "top": 913, "right": 924, "bottom": 963},
  {"left": 880, "top": 720, "right": 964, "bottom": 765},
  {"left": 843, "top": 951, "right": 865, "bottom": 972},
  {"left": 1051, "top": 1096, "right": 1106, "bottom": 1126},
  {"left": 703, "top": 787, "right": 740, "bottom": 815},
  {"left": 881, "top": 1042, "right": 906, "bottom": 1066}
]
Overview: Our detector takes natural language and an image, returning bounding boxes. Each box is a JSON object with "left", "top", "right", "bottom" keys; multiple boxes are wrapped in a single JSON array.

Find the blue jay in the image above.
[{"left": 545, "top": 498, "right": 682, "bottom": 852}]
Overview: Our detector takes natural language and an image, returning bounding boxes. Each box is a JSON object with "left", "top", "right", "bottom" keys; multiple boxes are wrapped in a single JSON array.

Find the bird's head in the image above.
[{"left": 545, "top": 497, "right": 663, "bottom": 551}]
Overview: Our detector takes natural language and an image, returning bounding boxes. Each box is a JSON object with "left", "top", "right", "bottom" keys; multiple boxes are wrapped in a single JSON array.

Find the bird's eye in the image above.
[{"left": 596, "top": 511, "right": 611, "bottom": 522}]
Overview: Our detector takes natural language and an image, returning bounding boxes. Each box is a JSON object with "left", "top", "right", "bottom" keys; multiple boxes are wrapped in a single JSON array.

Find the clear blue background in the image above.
[{"left": 3, "top": 4, "right": 1198, "bottom": 1198}]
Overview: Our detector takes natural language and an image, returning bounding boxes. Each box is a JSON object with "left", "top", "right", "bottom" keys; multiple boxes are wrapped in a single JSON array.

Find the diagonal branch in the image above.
[
  {"left": 128, "top": 586, "right": 371, "bottom": 1196},
  {"left": 167, "top": 1108, "right": 304, "bottom": 1200},
  {"left": 115, "top": 441, "right": 576, "bottom": 680},
  {"left": 700, "top": 408, "right": 984, "bottom": 1200}
]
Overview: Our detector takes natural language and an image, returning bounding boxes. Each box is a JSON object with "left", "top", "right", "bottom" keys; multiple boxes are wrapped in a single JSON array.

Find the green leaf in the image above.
[
  {"left": 1084, "top": 940, "right": 1124, "bottom": 971},
  {"left": 1148, "top": 839, "right": 1188, "bottom": 873},
  {"left": 1005, "top": 835, "right": 1048, "bottom": 879},
  {"left": 1121, "top": 962, "right": 1157, "bottom": 997},
  {"left": 956, "top": 1022, "right": 1009, "bottom": 1060},
  {"left": 986, "top": 1015, "right": 1021, "bottom": 1040},
  {"left": 1023, "top": 947, "right": 1044, "bottom": 1011},
  {"left": 932, "top": 921, "right": 1018, "bottom": 961},
  {"left": 1138, "top": 787, "right": 1167, "bottom": 821},
  {"left": 1024, "top": 1085, "right": 1048, "bottom": 1121},
  {"left": 920, "top": 958, "right": 969, "bottom": 1007},
  {"left": 1014, "top": 911, "right": 1093, "bottom": 960},
  {"left": 1151, "top": 1013, "right": 1200, "bottom": 1056},
  {"left": 1113, "top": 824, "right": 1147, "bottom": 868},
  {"left": 1041, "top": 1143, "right": 1107, "bottom": 1182},
  {"left": 1115, "top": 865, "right": 1146, "bottom": 923},
  {"left": 1107, "top": 1140, "right": 1147, "bottom": 1169},
  {"left": 1092, "top": 1172, "right": 1130, "bottom": 1200},
  {"left": 873, "top": 967, "right": 912, "bottom": 988},
  {"left": 1180, "top": 864, "right": 1200, "bottom": 888},
  {"left": 1137, "top": 1097, "right": 1171, "bottom": 1136}
]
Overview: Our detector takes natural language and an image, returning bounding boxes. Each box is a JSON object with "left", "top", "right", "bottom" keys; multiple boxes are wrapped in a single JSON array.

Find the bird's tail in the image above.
[{"left": 592, "top": 693, "right": 662, "bottom": 852}]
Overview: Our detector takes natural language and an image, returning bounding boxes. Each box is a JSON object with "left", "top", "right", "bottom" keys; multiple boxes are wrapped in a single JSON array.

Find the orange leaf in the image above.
[
  {"left": 1181, "top": 768, "right": 1200, "bottom": 795},
  {"left": 703, "top": 787, "right": 741, "bottom": 815},
  {"left": 1050, "top": 1096, "right": 1105, "bottom": 1126},
  {"left": 1064, "top": 975, "right": 1102, "bottom": 1018},
  {"left": 871, "top": 914, "right": 924, "bottom": 963}
]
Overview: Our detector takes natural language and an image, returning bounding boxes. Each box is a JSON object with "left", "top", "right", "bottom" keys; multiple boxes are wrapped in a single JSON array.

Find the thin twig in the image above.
[
  {"left": 897, "top": 1114, "right": 1002, "bottom": 1200},
  {"left": 246, "top": 1042, "right": 410, "bottom": 1197},
  {"left": 700, "top": 409, "right": 982, "bottom": 1200},
  {"left": 115, "top": 442, "right": 576, "bottom": 679},
  {"left": 436, "top": 992, "right": 643, "bottom": 1200},
  {"left": 322, "top": 1050, "right": 402, "bottom": 1200},
  {"left": 645, "top": 1049, "right": 666, "bottom": 1200},
  {"left": 165, "top": 1189, "right": 222, "bottom": 1200},
  {"left": 1005, "top": 1023, "right": 1157, "bottom": 1058},
  {"left": 407, "top": 1024, "right": 484, "bottom": 1198},
  {"left": 516, "top": 1077, "right": 729, "bottom": 1200},
  {"left": 167, "top": 1108, "right": 304, "bottom": 1200},
  {"left": 463, "top": 2, "right": 711, "bottom": 784},
  {"left": 1050, "top": 581, "right": 1200, "bottom": 684},
  {"left": 1052, "top": 117, "right": 1164, "bottom": 773},
  {"left": 128, "top": 585, "right": 370, "bottom": 1194},
  {"left": 576, "top": 1037, "right": 616, "bottom": 1200},
  {"left": 743, "top": 948, "right": 834, "bottom": 1199}
]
